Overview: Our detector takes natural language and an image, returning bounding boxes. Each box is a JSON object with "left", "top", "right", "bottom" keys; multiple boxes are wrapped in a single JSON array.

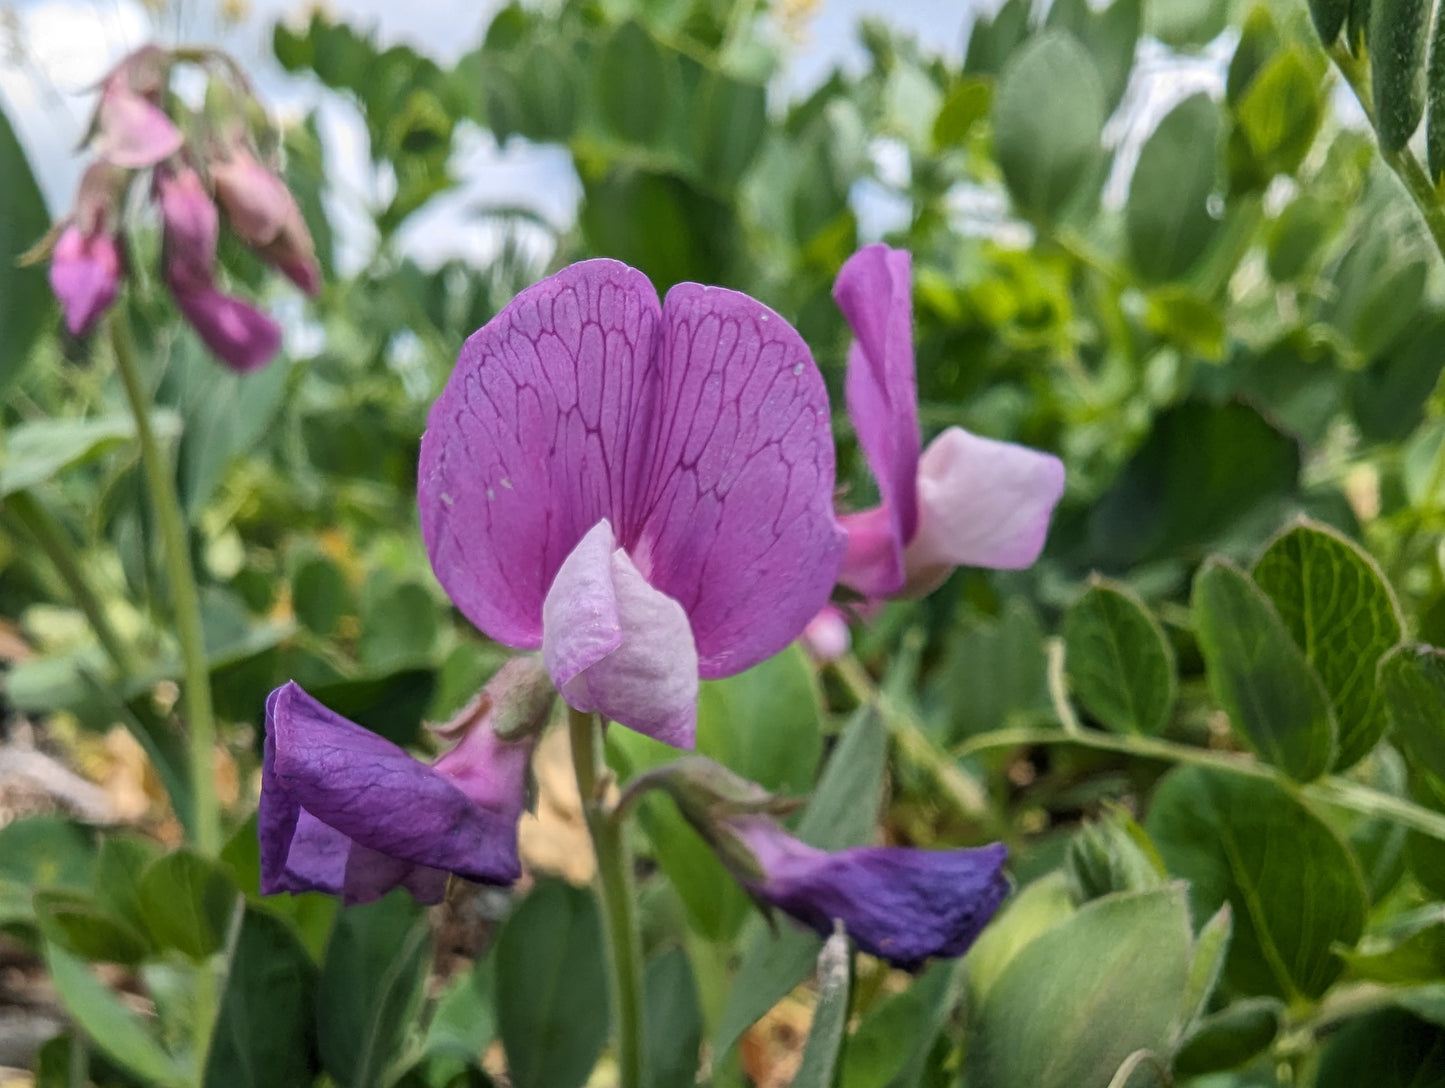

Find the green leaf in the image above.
[
  {"left": 596, "top": 21, "right": 673, "bottom": 145},
  {"left": 1369, "top": 0, "right": 1430, "bottom": 152},
  {"left": 1174, "top": 998, "right": 1284, "bottom": 1077},
  {"left": 1193, "top": 558, "right": 1337, "bottom": 780},
  {"left": 932, "top": 78, "right": 991, "bottom": 149},
  {"left": 292, "top": 554, "right": 354, "bottom": 637},
  {"left": 1234, "top": 47, "right": 1323, "bottom": 177},
  {"left": 34, "top": 891, "right": 151, "bottom": 965},
  {"left": 1316, "top": 1009, "right": 1445, "bottom": 1088},
  {"left": 963, "top": 0, "right": 1030, "bottom": 76},
  {"left": 1063, "top": 578, "right": 1177, "bottom": 735},
  {"left": 992, "top": 32, "right": 1107, "bottom": 222},
  {"left": 0, "top": 97, "right": 52, "bottom": 393},
  {"left": 1127, "top": 94, "right": 1220, "bottom": 282},
  {"left": 691, "top": 71, "right": 768, "bottom": 191},
  {"left": 1352, "top": 312, "right": 1445, "bottom": 442},
  {"left": 0, "top": 816, "right": 96, "bottom": 924},
  {"left": 137, "top": 850, "right": 239, "bottom": 961},
  {"left": 1267, "top": 195, "right": 1332, "bottom": 281},
  {"left": 966, "top": 887, "right": 1194, "bottom": 1088},
  {"left": 793, "top": 931, "right": 852, "bottom": 1088},
  {"left": 317, "top": 890, "right": 433, "bottom": 1088},
  {"left": 1182, "top": 904, "right": 1234, "bottom": 1028},
  {"left": 698, "top": 645, "right": 823, "bottom": 795},
  {"left": 1382, "top": 645, "right": 1445, "bottom": 781},
  {"left": 496, "top": 880, "right": 609, "bottom": 1088},
  {"left": 964, "top": 873, "right": 1076, "bottom": 1010},
  {"left": 1147, "top": 0, "right": 1228, "bottom": 47},
  {"left": 1065, "top": 808, "right": 1167, "bottom": 902},
  {"left": 1141, "top": 285, "right": 1227, "bottom": 360},
  {"left": 1044, "top": 0, "right": 1141, "bottom": 111},
  {"left": 204, "top": 908, "right": 318, "bottom": 1088},
  {"left": 43, "top": 942, "right": 187, "bottom": 1086},
  {"left": 423, "top": 955, "right": 495, "bottom": 1064},
  {"left": 1252, "top": 519, "right": 1403, "bottom": 770},
  {"left": 0, "top": 413, "right": 181, "bottom": 499},
  {"left": 928, "top": 601, "right": 1051, "bottom": 744},
  {"left": 93, "top": 835, "right": 162, "bottom": 939},
  {"left": 1339, "top": 912, "right": 1445, "bottom": 983},
  {"left": 643, "top": 947, "right": 703, "bottom": 1088},
  {"left": 1087, "top": 401, "right": 1300, "bottom": 569},
  {"left": 712, "top": 705, "right": 888, "bottom": 1060},
  {"left": 359, "top": 580, "right": 439, "bottom": 672},
  {"left": 1145, "top": 767, "right": 1367, "bottom": 1001},
  {"left": 840, "top": 960, "right": 958, "bottom": 1088}
]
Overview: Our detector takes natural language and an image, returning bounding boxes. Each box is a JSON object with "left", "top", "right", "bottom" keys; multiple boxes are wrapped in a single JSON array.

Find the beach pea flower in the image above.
[
  {"left": 835, "top": 245, "right": 1066, "bottom": 600},
  {"left": 90, "top": 46, "right": 183, "bottom": 169},
  {"left": 156, "top": 165, "right": 282, "bottom": 373},
  {"left": 418, "top": 259, "right": 846, "bottom": 748},
  {"left": 260, "top": 658, "right": 550, "bottom": 905},
  {"left": 650, "top": 757, "right": 1008, "bottom": 969},
  {"left": 211, "top": 145, "right": 321, "bottom": 296}
]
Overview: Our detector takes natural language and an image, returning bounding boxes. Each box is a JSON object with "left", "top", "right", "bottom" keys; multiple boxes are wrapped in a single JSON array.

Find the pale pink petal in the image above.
[
  {"left": 542, "top": 520, "right": 698, "bottom": 747},
  {"left": 900, "top": 427, "right": 1066, "bottom": 595},
  {"left": 801, "top": 605, "right": 851, "bottom": 663},
  {"left": 93, "top": 80, "right": 182, "bottom": 169},
  {"left": 837, "top": 505, "right": 904, "bottom": 599},
  {"left": 835, "top": 244, "right": 921, "bottom": 597},
  {"left": 637, "top": 282, "right": 845, "bottom": 678}
]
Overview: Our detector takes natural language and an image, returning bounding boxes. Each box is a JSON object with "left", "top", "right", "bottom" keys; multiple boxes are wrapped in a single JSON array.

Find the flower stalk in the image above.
[
  {"left": 109, "top": 309, "right": 221, "bottom": 856},
  {"left": 568, "top": 706, "right": 646, "bottom": 1088}
]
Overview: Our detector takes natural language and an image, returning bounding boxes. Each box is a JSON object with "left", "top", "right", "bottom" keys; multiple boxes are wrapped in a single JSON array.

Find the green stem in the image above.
[
  {"left": 568, "top": 707, "right": 646, "bottom": 1088},
  {"left": 1329, "top": 44, "right": 1445, "bottom": 263},
  {"left": 108, "top": 311, "right": 221, "bottom": 858},
  {"left": 5, "top": 490, "right": 141, "bottom": 677}
]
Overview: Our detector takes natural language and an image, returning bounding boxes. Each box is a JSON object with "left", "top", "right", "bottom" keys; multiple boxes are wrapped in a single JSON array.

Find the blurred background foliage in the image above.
[{"left": 5, "top": 0, "right": 1445, "bottom": 1084}]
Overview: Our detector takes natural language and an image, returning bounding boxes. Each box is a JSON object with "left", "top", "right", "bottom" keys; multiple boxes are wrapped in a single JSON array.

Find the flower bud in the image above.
[
  {"left": 211, "top": 146, "right": 320, "bottom": 295},
  {"left": 433, "top": 656, "right": 557, "bottom": 744},
  {"left": 90, "top": 46, "right": 183, "bottom": 168},
  {"left": 47, "top": 162, "right": 129, "bottom": 336},
  {"left": 1064, "top": 808, "right": 1166, "bottom": 903}
]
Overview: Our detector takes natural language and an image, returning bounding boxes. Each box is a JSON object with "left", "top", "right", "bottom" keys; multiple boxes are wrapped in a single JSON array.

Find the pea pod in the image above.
[
  {"left": 1309, "top": 0, "right": 1349, "bottom": 45},
  {"left": 1429, "top": 0, "right": 1445, "bottom": 179},
  {"left": 1370, "top": 0, "right": 1429, "bottom": 151}
]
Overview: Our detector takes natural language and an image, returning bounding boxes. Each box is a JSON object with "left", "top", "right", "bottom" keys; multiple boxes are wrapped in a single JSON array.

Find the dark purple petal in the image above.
[
  {"left": 733, "top": 817, "right": 1009, "bottom": 969},
  {"left": 169, "top": 281, "right": 283, "bottom": 373},
  {"left": 835, "top": 244, "right": 921, "bottom": 598},
  {"left": 259, "top": 682, "right": 527, "bottom": 905},
  {"left": 419, "top": 260, "right": 844, "bottom": 680},
  {"left": 419, "top": 259, "right": 664, "bottom": 650},
  {"left": 542, "top": 519, "right": 698, "bottom": 746},
  {"left": 639, "top": 281, "right": 845, "bottom": 677}
]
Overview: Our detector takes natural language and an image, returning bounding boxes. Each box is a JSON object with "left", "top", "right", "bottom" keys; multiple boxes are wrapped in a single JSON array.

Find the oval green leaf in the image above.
[
  {"left": 1064, "top": 578, "right": 1177, "bottom": 735},
  {"left": 1127, "top": 93, "right": 1221, "bottom": 282}
]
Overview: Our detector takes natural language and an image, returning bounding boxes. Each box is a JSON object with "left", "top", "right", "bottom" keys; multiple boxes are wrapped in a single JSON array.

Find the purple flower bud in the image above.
[
  {"left": 261, "top": 676, "right": 539, "bottom": 906},
  {"left": 48, "top": 225, "right": 122, "bottom": 337},
  {"left": 211, "top": 148, "right": 321, "bottom": 296},
  {"left": 727, "top": 816, "right": 1009, "bottom": 969},
  {"left": 90, "top": 46, "right": 182, "bottom": 169},
  {"left": 156, "top": 164, "right": 282, "bottom": 373}
]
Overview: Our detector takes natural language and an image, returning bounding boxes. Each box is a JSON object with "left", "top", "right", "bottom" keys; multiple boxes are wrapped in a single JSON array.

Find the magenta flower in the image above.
[
  {"left": 211, "top": 147, "right": 321, "bottom": 296},
  {"left": 90, "top": 46, "right": 182, "bottom": 169},
  {"left": 261, "top": 679, "right": 538, "bottom": 905},
  {"left": 835, "top": 245, "right": 1066, "bottom": 600},
  {"left": 418, "top": 259, "right": 845, "bottom": 747},
  {"left": 49, "top": 225, "right": 122, "bottom": 337},
  {"left": 730, "top": 816, "right": 1007, "bottom": 969},
  {"left": 156, "top": 166, "right": 282, "bottom": 373}
]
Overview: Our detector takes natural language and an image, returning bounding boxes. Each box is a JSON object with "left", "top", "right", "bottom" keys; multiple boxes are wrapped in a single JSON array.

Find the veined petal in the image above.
[
  {"left": 419, "top": 260, "right": 665, "bottom": 650},
  {"left": 260, "top": 682, "right": 527, "bottom": 904},
  {"left": 901, "top": 427, "right": 1065, "bottom": 595},
  {"left": 732, "top": 817, "right": 1009, "bottom": 969},
  {"left": 638, "top": 282, "right": 845, "bottom": 677},
  {"left": 835, "top": 244, "right": 921, "bottom": 596},
  {"left": 543, "top": 520, "right": 698, "bottom": 747}
]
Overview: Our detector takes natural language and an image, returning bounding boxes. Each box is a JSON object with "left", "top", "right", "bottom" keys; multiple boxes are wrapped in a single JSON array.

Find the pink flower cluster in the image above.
[{"left": 46, "top": 45, "right": 318, "bottom": 371}]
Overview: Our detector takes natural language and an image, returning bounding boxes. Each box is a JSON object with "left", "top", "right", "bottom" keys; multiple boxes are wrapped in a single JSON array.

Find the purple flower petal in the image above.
[
  {"left": 419, "top": 259, "right": 844, "bottom": 681},
  {"left": 900, "top": 427, "right": 1066, "bottom": 596},
  {"left": 260, "top": 681, "right": 529, "bottom": 905},
  {"left": 835, "top": 245, "right": 921, "bottom": 598},
  {"left": 157, "top": 166, "right": 219, "bottom": 284},
  {"left": 48, "top": 225, "right": 121, "bottom": 337},
  {"left": 733, "top": 817, "right": 1009, "bottom": 969},
  {"left": 542, "top": 520, "right": 698, "bottom": 746},
  {"left": 169, "top": 282, "right": 283, "bottom": 373},
  {"left": 92, "top": 79, "right": 182, "bottom": 169}
]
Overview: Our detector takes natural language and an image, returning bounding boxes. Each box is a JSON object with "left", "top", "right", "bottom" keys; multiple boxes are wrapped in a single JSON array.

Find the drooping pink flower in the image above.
[
  {"left": 47, "top": 162, "right": 128, "bottom": 336},
  {"left": 90, "top": 46, "right": 183, "bottom": 169},
  {"left": 835, "top": 245, "right": 1066, "bottom": 600},
  {"left": 156, "top": 165, "right": 282, "bottom": 373},
  {"left": 418, "top": 259, "right": 846, "bottom": 748},
  {"left": 211, "top": 147, "right": 321, "bottom": 295},
  {"left": 261, "top": 667, "right": 544, "bottom": 905}
]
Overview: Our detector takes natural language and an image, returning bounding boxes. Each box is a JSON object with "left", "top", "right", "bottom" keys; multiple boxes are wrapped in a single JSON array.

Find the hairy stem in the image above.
[
  {"left": 568, "top": 707, "right": 646, "bottom": 1088},
  {"left": 108, "top": 311, "right": 221, "bottom": 857}
]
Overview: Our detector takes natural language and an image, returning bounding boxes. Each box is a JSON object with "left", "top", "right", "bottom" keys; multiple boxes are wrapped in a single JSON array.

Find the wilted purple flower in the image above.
[
  {"left": 418, "top": 259, "right": 845, "bottom": 747},
  {"left": 728, "top": 816, "right": 1009, "bottom": 969},
  {"left": 90, "top": 46, "right": 183, "bottom": 169},
  {"left": 211, "top": 147, "right": 321, "bottom": 296},
  {"left": 261, "top": 669, "right": 543, "bottom": 905},
  {"left": 836, "top": 245, "right": 1066, "bottom": 600},
  {"left": 156, "top": 165, "right": 282, "bottom": 372}
]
